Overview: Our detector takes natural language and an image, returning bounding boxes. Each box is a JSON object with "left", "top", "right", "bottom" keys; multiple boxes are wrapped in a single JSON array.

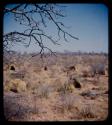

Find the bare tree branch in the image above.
[{"left": 3, "top": 4, "right": 79, "bottom": 58}]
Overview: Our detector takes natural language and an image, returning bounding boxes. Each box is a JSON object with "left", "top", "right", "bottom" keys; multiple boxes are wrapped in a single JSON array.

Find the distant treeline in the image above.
[{"left": 4, "top": 50, "right": 108, "bottom": 57}]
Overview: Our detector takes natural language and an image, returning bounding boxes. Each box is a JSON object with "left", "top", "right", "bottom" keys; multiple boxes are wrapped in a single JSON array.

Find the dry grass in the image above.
[
  {"left": 3, "top": 52, "right": 108, "bottom": 121},
  {"left": 59, "top": 93, "right": 75, "bottom": 113},
  {"left": 79, "top": 104, "right": 96, "bottom": 119},
  {"left": 37, "top": 84, "right": 52, "bottom": 99},
  {"left": 4, "top": 79, "right": 27, "bottom": 93}
]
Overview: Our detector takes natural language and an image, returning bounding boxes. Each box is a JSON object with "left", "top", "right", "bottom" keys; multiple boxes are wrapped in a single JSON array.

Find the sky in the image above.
[{"left": 4, "top": 4, "right": 108, "bottom": 53}]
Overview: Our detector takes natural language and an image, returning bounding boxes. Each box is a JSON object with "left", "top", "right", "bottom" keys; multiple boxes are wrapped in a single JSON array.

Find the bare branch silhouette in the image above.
[{"left": 4, "top": 4, "right": 79, "bottom": 58}]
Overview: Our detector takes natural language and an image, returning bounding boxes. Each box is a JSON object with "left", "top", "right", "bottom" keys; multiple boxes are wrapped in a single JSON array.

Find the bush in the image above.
[
  {"left": 57, "top": 83, "right": 74, "bottom": 94},
  {"left": 91, "top": 63, "right": 105, "bottom": 76},
  {"left": 4, "top": 79, "right": 27, "bottom": 93},
  {"left": 97, "top": 63, "right": 105, "bottom": 75},
  {"left": 38, "top": 84, "right": 51, "bottom": 99},
  {"left": 79, "top": 104, "right": 96, "bottom": 118},
  {"left": 58, "top": 93, "right": 75, "bottom": 113}
]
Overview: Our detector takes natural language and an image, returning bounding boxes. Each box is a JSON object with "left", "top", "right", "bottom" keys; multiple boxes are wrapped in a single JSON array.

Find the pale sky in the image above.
[{"left": 4, "top": 4, "right": 108, "bottom": 53}]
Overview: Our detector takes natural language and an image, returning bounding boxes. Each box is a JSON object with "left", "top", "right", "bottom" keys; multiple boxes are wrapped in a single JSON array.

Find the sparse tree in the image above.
[{"left": 3, "top": 4, "right": 79, "bottom": 58}]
